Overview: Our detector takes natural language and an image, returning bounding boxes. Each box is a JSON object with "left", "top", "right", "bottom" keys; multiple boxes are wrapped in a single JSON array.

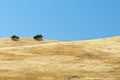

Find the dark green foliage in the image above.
[
  {"left": 11, "top": 35, "right": 20, "bottom": 41},
  {"left": 33, "top": 34, "right": 43, "bottom": 41}
]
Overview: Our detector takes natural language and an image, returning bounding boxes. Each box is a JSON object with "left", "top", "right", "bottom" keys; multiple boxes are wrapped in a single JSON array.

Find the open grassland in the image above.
[{"left": 0, "top": 37, "right": 120, "bottom": 80}]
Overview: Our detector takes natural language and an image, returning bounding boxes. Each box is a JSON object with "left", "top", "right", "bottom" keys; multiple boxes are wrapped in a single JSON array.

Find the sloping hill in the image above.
[{"left": 0, "top": 37, "right": 120, "bottom": 80}]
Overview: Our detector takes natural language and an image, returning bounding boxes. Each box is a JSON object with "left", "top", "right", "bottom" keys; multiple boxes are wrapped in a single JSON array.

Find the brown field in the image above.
[{"left": 0, "top": 37, "right": 120, "bottom": 80}]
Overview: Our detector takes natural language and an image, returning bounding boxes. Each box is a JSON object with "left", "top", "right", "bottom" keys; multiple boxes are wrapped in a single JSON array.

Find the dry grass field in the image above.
[{"left": 0, "top": 37, "right": 120, "bottom": 80}]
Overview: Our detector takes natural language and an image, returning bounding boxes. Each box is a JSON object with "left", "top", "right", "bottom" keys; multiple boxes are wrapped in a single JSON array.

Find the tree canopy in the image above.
[
  {"left": 11, "top": 35, "right": 20, "bottom": 41},
  {"left": 33, "top": 34, "right": 43, "bottom": 41}
]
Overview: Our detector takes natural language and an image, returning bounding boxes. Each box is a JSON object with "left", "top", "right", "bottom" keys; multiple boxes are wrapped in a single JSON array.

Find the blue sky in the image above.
[{"left": 0, "top": 0, "right": 120, "bottom": 40}]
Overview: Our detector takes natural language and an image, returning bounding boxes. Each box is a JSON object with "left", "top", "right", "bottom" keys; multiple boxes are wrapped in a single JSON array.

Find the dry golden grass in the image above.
[{"left": 0, "top": 37, "right": 120, "bottom": 80}]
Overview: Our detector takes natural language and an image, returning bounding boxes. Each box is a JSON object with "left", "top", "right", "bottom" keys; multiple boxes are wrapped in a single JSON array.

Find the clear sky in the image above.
[{"left": 0, "top": 0, "right": 120, "bottom": 40}]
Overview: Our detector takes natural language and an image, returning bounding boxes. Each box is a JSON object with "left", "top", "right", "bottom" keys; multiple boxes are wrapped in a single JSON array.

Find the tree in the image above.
[
  {"left": 33, "top": 34, "right": 43, "bottom": 41},
  {"left": 11, "top": 35, "right": 20, "bottom": 41}
]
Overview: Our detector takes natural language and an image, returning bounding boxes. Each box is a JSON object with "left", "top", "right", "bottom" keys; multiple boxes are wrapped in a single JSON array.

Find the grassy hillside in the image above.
[{"left": 0, "top": 37, "right": 120, "bottom": 80}]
